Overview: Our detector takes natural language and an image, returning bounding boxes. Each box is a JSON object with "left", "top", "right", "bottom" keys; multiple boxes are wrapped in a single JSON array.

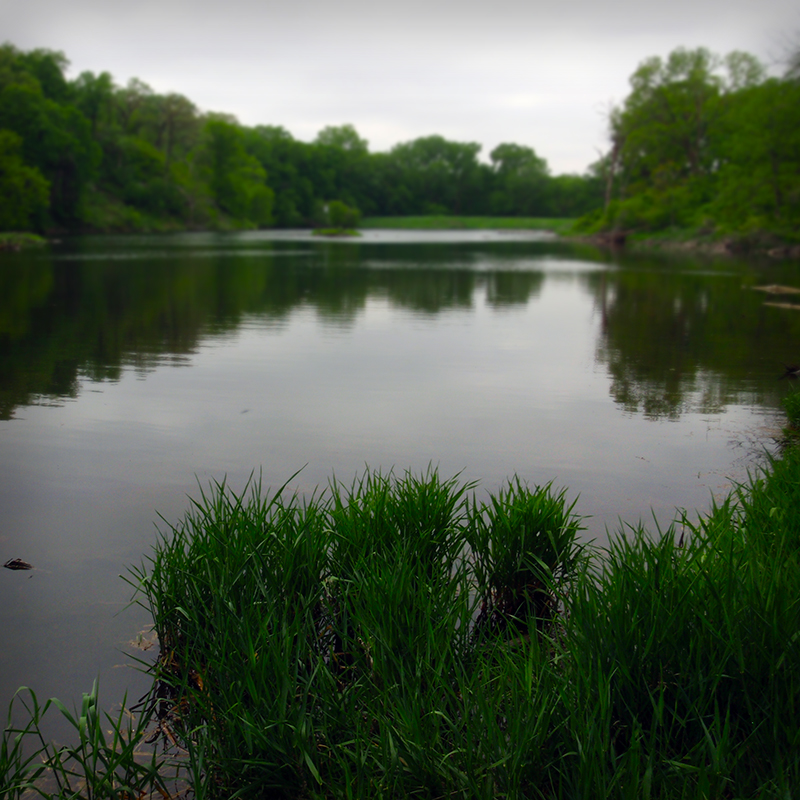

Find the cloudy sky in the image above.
[{"left": 3, "top": 0, "right": 798, "bottom": 173}]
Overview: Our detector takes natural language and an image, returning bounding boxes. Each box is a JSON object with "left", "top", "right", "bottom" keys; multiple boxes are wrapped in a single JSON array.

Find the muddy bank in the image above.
[{"left": 575, "top": 231, "right": 800, "bottom": 259}]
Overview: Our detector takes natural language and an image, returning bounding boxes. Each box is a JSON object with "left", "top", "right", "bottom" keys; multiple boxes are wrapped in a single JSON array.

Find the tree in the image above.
[
  {"left": 314, "top": 123, "right": 368, "bottom": 155},
  {"left": 324, "top": 199, "right": 360, "bottom": 229},
  {"left": 200, "top": 118, "right": 274, "bottom": 225},
  {"left": 489, "top": 143, "right": 549, "bottom": 215},
  {"left": 0, "top": 82, "right": 99, "bottom": 225},
  {"left": 141, "top": 93, "right": 199, "bottom": 167},
  {"left": 712, "top": 78, "right": 800, "bottom": 229},
  {"left": 71, "top": 71, "right": 115, "bottom": 137},
  {"left": 591, "top": 46, "right": 787, "bottom": 233},
  {"left": 0, "top": 129, "right": 50, "bottom": 230},
  {"left": 16, "top": 48, "right": 71, "bottom": 102},
  {"left": 388, "top": 135, "right": 483, "bottom": 214}
]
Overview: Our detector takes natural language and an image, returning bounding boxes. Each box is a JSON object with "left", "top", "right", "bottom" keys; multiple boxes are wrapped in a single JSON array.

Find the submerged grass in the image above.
[{"left": 3, "top": 451, "right": 800, "bottom": 797}]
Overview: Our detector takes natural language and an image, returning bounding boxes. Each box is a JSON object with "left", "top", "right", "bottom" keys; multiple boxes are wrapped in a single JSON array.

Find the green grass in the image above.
[
  {"left": 312, "top": 228, "right": 361, "bottom": 237},
  {"left": 783, "top": 388, "right": 800, "bottom": 429},
  {"left": 0, "top": 232, "right": 46, "bottom": 250},
  {"left": 360, "top": 216, "right": 576, "bottom": 234},
  {"left": 4, "top": 449, "right": 800, "bottom": 798},
  {"left": 0, "top": 681, "right": 168, "bottom": 800},
  {"left": 127, "top": 468, "right": 581, "bottom": 799}
]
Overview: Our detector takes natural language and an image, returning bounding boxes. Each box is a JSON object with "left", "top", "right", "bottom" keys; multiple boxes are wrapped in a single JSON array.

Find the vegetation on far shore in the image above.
[
  {"left": 312, "top": 228, "right": 360, "bottom": 237},
  {"left": 0, "top": 231, "right": 45, "bottom": 250},
  {"left": 577, "top": 47, "right": 800, "bottom": 242},
  {"left": 3, "top": 390, "right": 800, "bottom": 798},
  {"left": 0, "top": 43, "right": 602, "bottom": 237},
  {"left": 361, "top": 216, "right": 575, "bottom": 234},
  {"left": 2, "top": 42, "right": 798, "bottom": 246}
]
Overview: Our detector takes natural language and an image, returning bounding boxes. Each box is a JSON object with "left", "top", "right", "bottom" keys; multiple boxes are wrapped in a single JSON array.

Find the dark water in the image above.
[{"left": 1, "top": 229, "right": 798, "bottom": 718}]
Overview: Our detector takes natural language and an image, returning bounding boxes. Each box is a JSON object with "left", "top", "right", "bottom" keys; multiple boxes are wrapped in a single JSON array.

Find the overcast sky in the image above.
[{"left": 3, "top": 0, "right": 798, "bottom": 173}]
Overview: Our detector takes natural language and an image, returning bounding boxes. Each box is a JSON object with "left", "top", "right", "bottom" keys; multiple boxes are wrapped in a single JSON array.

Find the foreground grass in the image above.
[
  {"left": 360, "top": 216, "right": 576, "bottom": 234},
  {"left": 3, "top": 401, "right": 800, "bottom": 797}
]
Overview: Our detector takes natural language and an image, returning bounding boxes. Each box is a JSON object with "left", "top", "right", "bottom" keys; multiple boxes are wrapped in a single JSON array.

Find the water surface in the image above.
[{"left": 1, "top": 229, "right": 797, "bottom": 716}]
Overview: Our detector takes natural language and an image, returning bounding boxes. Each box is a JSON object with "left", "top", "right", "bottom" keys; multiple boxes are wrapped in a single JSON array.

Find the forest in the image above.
[
  {"left": 584, "top": 47, "right": 800, "bottom": 240},
  {"left": 0, "top": 42, "right": 798, "bottom": 238},
  {"left": 0, "top": 43, "right": 602, "bottom": 234}
]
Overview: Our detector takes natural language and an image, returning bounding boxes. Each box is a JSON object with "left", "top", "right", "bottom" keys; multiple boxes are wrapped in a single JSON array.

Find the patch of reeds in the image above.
[{"left": 127, "top": 468, "right": 582, "bottom": 798}]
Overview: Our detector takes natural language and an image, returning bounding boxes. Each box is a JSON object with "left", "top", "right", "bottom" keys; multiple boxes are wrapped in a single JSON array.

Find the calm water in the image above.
[{"left": 1, "top": 229, "right": 798, "bottom": 717}]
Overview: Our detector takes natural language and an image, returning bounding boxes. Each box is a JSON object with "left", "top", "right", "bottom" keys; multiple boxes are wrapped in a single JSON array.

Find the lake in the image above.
[{"left": 1, "top": 229, "right": 797, "bottom": 721}]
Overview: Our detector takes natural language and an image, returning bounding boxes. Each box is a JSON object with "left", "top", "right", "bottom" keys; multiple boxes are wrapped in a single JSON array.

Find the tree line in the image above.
[
  {"left": 0, "top": 43, "right": 603, "bottom": 233},
  {"left": 585, "top": 46, "right": 800, "bottom": 239},
  {"left": 3, "top": 42, "right": 797, "bottom": 238}
]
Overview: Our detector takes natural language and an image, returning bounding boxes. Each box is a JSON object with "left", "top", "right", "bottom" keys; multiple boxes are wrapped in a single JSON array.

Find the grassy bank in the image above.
[
  {"left": 360, "top": 216, "right": 576, "bottom": 234},
  {"left": 3, "top": 399, "right": 800, "bottom": 798}
]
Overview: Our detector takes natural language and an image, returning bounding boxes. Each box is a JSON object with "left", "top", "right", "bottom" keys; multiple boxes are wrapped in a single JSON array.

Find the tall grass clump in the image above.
[
  {"left": 557, "top": 448, "right": 800, "bottom": 797},
  {"left": 130, "top": 468, "right": 582, "bottom": 799},
  {"left": 469, "top": 478, "right": 582, "bottom": 640}
]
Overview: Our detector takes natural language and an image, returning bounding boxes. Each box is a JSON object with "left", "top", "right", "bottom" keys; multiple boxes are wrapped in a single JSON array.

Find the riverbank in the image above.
[
  {"left": 4, "top": 398, "right": 799, "bottom": 798},
  {"left": 576, "top": 226, "right": 800, "bottom": 259}
]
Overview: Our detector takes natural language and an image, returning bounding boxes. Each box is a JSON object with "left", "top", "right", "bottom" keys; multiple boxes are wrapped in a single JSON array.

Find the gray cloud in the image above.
[{"left": 3, "top": 0, "right": 798, "bottom": 172}]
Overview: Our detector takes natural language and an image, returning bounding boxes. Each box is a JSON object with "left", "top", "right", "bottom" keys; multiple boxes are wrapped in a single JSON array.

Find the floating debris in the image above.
[
  {"left": 781, "top": 364, "right": 800, "bottom": 380},
  {"left": 3, "top": 558, "right": 33, "bottom": 571},
  {"left": 752, "top": 284, "right": 800, "bottom": 295},
  {"left": 764, "top": 302, "right": 800, "bottom": 311}
]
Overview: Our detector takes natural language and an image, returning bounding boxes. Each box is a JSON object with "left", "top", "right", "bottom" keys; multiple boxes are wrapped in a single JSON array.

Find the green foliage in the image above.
[
  {"left": 469, "top": 478, "right": 582, "bottom": 638},
  {"left": 314, "top": 123, "right": 368, "bottom": 155},
  {"left": 360, "top": 215, "right": 576, "bottom": 232},
  {"left": 318, "top": 198, "right": 361, "bottom": 230},
  {"left": 0, "top": 81, "right": 99, "bottom": 225},
  {"left": 784, "top": 390, "right": 800, "bottom": 425},
  {"left": 0, "top": 129, "right": 49, "bottom": 230},
  {"left": 0, "top": 683, "right": 168, "bottom": 800},
  {"left": 200, "top": 118, "right": 274, "bottom": 225},
  {"left": 489, "top": 142, "right": 551, "bottom": 216},
  {"left": 597, "top": 45, "right": 800, "bottom": 238},
  {"left": 0, "top": 42, "right": 603, "bottom": 231},
  {"left": 127, "top": 468, "right": 580, "bottom": 798}
]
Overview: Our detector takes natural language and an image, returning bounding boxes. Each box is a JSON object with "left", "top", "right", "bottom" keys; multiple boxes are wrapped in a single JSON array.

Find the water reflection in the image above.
[
  {"left": 1, "top": 232, "right": 796, "bottom": 422},
  {"left": 586, "top": 260, "right": 800, "bottom": 419}
]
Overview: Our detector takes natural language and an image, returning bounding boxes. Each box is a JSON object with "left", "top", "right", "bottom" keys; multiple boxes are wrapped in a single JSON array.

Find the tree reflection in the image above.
[
  {"left": 2, "top": 238, "right": 797, "bottom": 421},
  {"left": 586, "top": 254, "right": 800, "bottom": 419},
  {"left": 0, "top": 238, "right": 548, "bottom": 418}
]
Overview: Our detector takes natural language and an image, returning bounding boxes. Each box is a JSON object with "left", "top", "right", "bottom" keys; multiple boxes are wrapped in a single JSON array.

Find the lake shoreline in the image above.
[{"left": 574, "top": 229, "right": 800, "bottom": 259}]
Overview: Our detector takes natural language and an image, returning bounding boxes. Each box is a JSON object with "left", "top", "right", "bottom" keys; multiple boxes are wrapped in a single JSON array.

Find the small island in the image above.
[{"left": 312, "top": 199, "right": 362, "bottom": 237}]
